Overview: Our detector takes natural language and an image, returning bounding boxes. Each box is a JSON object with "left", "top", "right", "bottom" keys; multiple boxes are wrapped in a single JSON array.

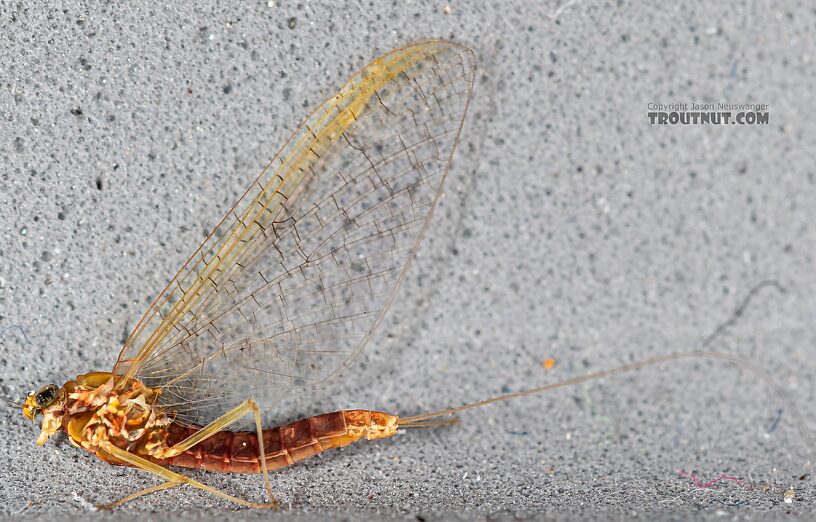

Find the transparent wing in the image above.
[{"left": 112, "top": 40, "right": 476, "bottom": 426}]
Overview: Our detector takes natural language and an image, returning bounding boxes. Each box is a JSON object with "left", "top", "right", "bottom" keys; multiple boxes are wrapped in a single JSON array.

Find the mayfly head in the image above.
[
  {"left": 23, "top": 382, "right": 70, "bottom": 445},
  {"left": 22, "top": 383, "right": 60, "bottom": 421}
]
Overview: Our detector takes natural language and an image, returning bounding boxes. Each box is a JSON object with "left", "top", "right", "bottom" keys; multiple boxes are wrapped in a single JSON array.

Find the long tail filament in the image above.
[{"left": 397, "top": 349, "right": 811, "bottom": 453}]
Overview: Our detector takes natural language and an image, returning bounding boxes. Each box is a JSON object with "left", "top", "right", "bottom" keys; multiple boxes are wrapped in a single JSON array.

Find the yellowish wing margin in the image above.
[{"left": 113, "top": 40, "right": 476, "bottom": 424}]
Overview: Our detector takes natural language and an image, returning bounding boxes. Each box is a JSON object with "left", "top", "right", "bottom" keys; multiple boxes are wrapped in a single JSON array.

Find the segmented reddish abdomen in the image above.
[{"left": 147, "top": 410, "right": 397, "bottom": 474}]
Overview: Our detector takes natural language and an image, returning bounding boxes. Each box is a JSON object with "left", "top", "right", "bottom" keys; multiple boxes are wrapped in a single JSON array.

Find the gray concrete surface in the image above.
[{"left": 1, "top": 1, "right": 815, "bottom": 520}]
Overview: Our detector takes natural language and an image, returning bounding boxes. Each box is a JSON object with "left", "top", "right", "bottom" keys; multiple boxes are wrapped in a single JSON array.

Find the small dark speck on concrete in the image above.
[
  {"left": 287, "top": 17, "right": 297, "bottom": 29},
  {"left": 223, "top": 83, "right": 232, "bottom": 94},
  {"left": 95, "top": 176, "right": 103, "bottom": 190},
  {"left": 121, "top": 321, "right": 130, "bottom": 345},
  {"left": 70, "top": 107, "right": 83, "bottom": 117}
]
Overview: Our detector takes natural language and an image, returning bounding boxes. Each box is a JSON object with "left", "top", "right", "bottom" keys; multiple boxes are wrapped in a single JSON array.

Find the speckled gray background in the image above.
[{"left": 1, "top": 1, "right": 816, "bottom": 520}]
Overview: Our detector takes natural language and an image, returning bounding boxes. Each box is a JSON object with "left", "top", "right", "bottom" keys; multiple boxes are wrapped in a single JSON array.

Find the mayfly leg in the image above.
[
  {"left": 99, "top": 481, "right": 180, "bottom": 510},
  {"left": 98, "top": 443, "right": 276, "bottom": 509},
  {"left": 102, "top": 399, "right": 278, "bottom": 509}
]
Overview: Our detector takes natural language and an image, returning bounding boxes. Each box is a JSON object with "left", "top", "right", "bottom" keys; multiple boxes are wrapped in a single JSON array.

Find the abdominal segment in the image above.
[{"left": 146, "top": 410, "right": 398, "bottom": 473}]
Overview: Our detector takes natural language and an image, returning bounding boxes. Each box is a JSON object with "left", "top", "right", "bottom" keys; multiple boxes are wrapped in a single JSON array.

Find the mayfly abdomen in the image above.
[{"left": 148, "top": 410, "right": 398, "bottom": 474}]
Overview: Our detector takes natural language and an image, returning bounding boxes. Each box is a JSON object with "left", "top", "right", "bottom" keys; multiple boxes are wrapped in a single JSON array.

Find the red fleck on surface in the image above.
[{"left": 678, "top": 469, "right": 752, "bottom": 489}]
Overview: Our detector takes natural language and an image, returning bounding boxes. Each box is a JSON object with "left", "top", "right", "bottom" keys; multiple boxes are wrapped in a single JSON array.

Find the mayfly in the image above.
[{"left": 20, "top": 40, "right": 792, "bottom": 509}]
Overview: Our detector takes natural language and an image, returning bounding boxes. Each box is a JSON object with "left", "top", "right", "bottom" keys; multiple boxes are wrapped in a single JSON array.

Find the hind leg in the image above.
[
  {"left": 99, "top": 442, "right": 278, "bottom": 509},
  {"left": 159, "top": 399, "right": 278, "bottom": 507},
  {"left": 97, "top": 481, "right": 180, "bottom": 509}
]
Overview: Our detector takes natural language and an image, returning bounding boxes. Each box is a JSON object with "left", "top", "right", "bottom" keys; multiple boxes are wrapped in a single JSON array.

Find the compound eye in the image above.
[{"left": 34, "top": 384, "right": 59, "bottom": 408}]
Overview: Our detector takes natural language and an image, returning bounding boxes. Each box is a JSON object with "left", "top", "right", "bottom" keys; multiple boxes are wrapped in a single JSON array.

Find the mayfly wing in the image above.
[{"left": 112, "top": 40, "right": 476, "bottom": 426}]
